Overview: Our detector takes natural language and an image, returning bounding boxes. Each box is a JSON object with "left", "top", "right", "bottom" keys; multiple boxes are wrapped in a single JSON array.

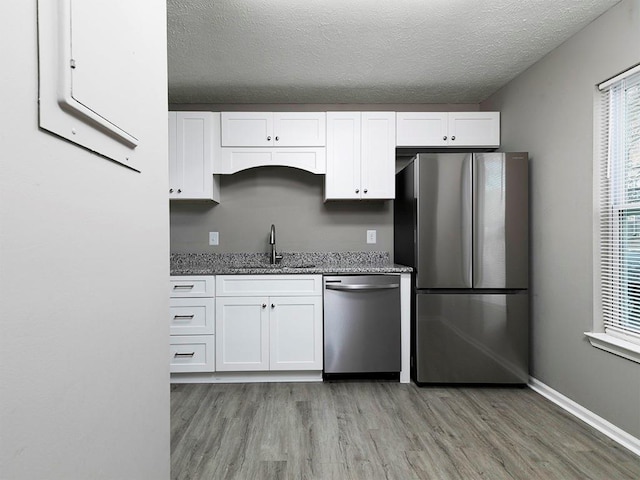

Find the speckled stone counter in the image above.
[{"left": 170, "top": 251, "right": 412, "bottom": 275}]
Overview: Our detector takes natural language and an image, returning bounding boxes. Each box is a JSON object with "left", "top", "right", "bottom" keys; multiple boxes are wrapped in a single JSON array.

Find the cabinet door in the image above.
[
  {"left": 168, "top": 112, "right": 180, "bottom": 194},
  {"left": 269, "top": 296, "right": 323, "bottom": 371},
  {"left": 448, "top": 112, "right": 500, "bottom": 147},
  {"left": 273, "top": 112, "right": 326, "bottom": 147},
  {"left": 325, "top": 112, "right": 361, "bottom": 200},
  {"left": 215, "top": 297, "right": 269, "bottom": 371},
  {"left": 396, "top": 112, "right": 448, "bottom": 147},
  {"left": 170, "top": 112, "right": 216, "bottom": 200},
  {"left": 221, "top": 112, "right": 273, "bottom": 147},
  {"left": 361, "top": 112, "right": 395, "bottom": 199}
]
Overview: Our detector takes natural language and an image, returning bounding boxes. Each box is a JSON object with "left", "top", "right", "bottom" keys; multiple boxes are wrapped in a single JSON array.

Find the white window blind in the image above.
[{"left": 599, "top": 67, "right": 640, "bottom": 342}]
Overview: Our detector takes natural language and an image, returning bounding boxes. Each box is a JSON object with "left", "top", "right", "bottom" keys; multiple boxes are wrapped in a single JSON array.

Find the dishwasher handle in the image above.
[{"left": 325, "top": 283, "right": 399, "bottom": 291}]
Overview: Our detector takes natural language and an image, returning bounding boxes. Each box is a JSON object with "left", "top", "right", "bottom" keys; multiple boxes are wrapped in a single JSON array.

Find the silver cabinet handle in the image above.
[
  {"left": 355, "top": 189, "right": 360, "bottom": 194},
  {"left": 173, "top": 284, "right": 194, "bottom": 289},
  {"left": 173, "top": 314, "right": 195, "bottom": 320},
  {"left": 443, "top": 136, "right": 447, "bottom": 140},
  {"left": 325, "top": 283, "right": 399, "bottom": 291},
  {"left": 177, "top": 189, "right": 182, "bottom": 193},
  {"left": 262, "top": 304, "right": 267, "bottom": 308},
  {"left": 267, "top": 136, "right": 271, "bottom": 141},
  {"left": 271, "top": 303, "right": 275, "bottom": 308},
  {"left": 364, "top": 189, "right": 368, "bottom": 194},
  {"left": 174, "top": 352, "right": 195, "bottom": 357},
  {"left": 451, "top": 136, "right": 455, "bottom": 141},
  {"left": 169, "top": 188, "right": 174, "bottom": 193},
  {"left": 275, "top": 136, "right": 279, "bottom": 141}
]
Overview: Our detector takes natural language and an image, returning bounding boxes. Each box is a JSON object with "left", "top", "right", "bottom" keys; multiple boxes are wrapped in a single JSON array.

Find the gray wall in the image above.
[
  {"left": 169, "top": 104, "right": 478, "bottom": 255},
  {"left": 0, "top": 2, "right": 170, "bottom": 478},
  {"left": 482, "top": 0, "right": 640, "bottom": 438},
  {"left": 170, "top": 167, "right": 394, "bottom": 254}
]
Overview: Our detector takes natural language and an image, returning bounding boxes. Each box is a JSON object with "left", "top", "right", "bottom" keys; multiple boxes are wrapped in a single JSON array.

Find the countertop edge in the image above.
[{"left": 170, "top": 264, "right": 413, "bottom": 276}]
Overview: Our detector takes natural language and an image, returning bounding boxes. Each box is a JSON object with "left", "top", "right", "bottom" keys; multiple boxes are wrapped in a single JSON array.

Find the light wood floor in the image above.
[{"left": 171, "top": 381, "right": 640, "bottom": 479}]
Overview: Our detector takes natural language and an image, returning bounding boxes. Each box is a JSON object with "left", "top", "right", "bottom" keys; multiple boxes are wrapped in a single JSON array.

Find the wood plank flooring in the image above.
[{"left": 171, "top": 381, "right": 640, "bottom": 479}]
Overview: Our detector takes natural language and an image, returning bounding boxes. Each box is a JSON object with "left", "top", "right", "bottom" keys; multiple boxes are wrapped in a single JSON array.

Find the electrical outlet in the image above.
[
  {"left": 366, "top": 230, "right": 377, "bottom": 244},
  {"left": 209, "top": 232, "right": 219, "bottom": 246}
]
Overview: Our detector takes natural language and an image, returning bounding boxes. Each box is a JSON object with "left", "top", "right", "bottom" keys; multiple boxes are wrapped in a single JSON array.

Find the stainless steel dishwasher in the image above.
[{"left": 323, "top": 275, "right": 401, "bottom": 374}]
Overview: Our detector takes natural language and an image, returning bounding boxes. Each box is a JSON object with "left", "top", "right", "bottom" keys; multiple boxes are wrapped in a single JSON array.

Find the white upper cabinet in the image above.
[
  {"left": 396, "top": 112, "right": 500, "bottom": 147},
  {"left": 221, "top": 112, "right": 326, "bottom": 147},
  {"left": 325, "top": 111, "right": 395, "bottom": 200},
  {"left": 168, "top": 112, "right": 221, "bottom": 201},
  {"left": 325, "top": 112, "right": 361, "bottom": 200},
  {"left": 217, "top": 112, "right": 327, "bottom": 174},
  {"left": 396, "top": 112, "right": 449, "bottom": 147},
  {"left": 361, "top": 112, "right": 396, "bottom": 199},
  {"left": 221, "top": 112, "right": 273, "bottom": 147},
  {"left": 273, "top": 113, "right": 326, "bottom": 147},
  {"left": 448, "top": 112, "right": 500, "bottom": 147}
]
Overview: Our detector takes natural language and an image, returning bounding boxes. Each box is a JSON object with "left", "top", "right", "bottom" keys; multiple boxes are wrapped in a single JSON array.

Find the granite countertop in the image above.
[{"left": 170, "top": 252, "right": 412, "bottom": 276}]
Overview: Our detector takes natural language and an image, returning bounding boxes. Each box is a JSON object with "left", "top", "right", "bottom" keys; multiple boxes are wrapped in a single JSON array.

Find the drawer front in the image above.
[
  {"left": 170, "top": 276, "right": 215, "bottom": 297},
  {"left": 170, "top": 335, "right": 215, "bottom": 373},
  {"left": 216, "top": 275, "right": 322, "bottom": 297},
  {"left": 169, "top": 298, "right": 215, "bottom": 335}
]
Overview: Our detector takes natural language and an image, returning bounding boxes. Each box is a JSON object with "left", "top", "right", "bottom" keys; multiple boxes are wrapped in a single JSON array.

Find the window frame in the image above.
[{"left": 589, "top": 64, "right": 640, "bottom": 364}]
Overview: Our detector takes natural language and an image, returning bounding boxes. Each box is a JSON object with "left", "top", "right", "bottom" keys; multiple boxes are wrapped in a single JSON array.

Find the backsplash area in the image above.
[{"left": 170, "top": 166, "right": 393, "bottom": 255}]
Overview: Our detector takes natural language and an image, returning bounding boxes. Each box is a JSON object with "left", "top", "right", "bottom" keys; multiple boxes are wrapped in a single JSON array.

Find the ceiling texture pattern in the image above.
[{"left": 167, "top": 0, "right": 620, "bottom": 104}]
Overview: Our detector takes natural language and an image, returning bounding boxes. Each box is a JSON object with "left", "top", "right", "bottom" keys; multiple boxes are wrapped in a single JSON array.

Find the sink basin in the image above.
[{"left": 236, "top": 264, "right": 316, "bottom": 269}]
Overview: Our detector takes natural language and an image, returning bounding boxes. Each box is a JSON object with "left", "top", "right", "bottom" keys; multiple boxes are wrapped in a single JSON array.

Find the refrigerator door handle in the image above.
[{"left": 462, "top": 154, "right": 473, "bottom": 288}]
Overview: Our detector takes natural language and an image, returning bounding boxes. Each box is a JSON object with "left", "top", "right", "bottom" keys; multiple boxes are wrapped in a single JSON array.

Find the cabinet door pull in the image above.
[
  {"left": 275, "top": 136, "right": 279, "bottom": 141},
  {"left": 262, "top": 304, "right": 267, "bottom": 308},
  {"left": 355, "top": 189, "right": 360, "bottom": 194},
  {"left": 174, "top": 352, "right": 195, "bottom": 358},
  {"left": 443, "top": 136, "right": 447, "bottom": 141},
  {"left": 267, "top": 136, "right": 271, "bottom": 141},
  {"left": 364, "top": 189, "right": 368, "bottom": 194},
  {"left": 173, "top": 314, "right": 195, "bottom": 320},
  {"left": 451, "top": 136, "right": 456, "bottom": 141},
  {"left": 173, "top": 284, "right": 195, "bottom": 290},
  {"left": 169, "top": 188, "right": 174, "bottom": 193},
  {"left": 271, "top": 303, "right": 275, "bottom": 308}
]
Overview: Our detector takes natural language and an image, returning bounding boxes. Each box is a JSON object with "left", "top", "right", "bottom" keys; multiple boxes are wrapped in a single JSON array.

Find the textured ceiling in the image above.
[{"left": 167, "top": 0, "right": 620, "bottom": 104}]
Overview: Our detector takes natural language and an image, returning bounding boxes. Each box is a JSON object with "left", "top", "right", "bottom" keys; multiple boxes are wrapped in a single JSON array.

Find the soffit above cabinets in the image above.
[{"left": 167, "top": 0, "right": 620, "bottom": 104}]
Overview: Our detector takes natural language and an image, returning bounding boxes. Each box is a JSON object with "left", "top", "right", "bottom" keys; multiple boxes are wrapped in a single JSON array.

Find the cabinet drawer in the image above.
[
  {"left": 170, "top": 276, "right": 215, "bottom": 297},
  {"left": 170, "top": 335, "right": 215, "bottom": 373},
  {"left": 169, "top": 298, "right": 214, "bottom": 335},
  {"left": 216, "top": 275, "right": 322, "bottom": 297}
]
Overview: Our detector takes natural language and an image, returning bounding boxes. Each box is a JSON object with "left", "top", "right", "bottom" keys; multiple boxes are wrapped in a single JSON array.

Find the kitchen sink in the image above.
[{"left": 236, "top": 264, "right": 316, "bottom": 269}]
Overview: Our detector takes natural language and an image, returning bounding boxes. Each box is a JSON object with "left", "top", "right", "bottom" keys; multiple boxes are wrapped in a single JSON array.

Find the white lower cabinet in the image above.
[
  {"left": 269, "top": 296, "right": 322, "bottom": 370},
  {"left": 169, "top": 275, "right": 216, "bottom": 373},
  {"left": 215, "top": 296, "right": 269, "bottom": 371},
  {"left": 170, "top": 335, "right": 215, "bottom": 373},
  {"left": 215, "top": 275, "right": 323, "bottom": 372}
]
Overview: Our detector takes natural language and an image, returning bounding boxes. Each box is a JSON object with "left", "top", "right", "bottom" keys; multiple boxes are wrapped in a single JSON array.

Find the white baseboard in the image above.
[
  {"left": 171, "top": 370, "right": 323, "bottom": 384},
  {"left": 529, "top": 377, "right": 640, "bottom": 457}
]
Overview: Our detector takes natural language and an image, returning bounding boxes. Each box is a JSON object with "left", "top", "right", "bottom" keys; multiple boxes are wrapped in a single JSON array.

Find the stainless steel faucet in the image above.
[{"left": 269, "top": 224, "right": 283, "bottom": 265}]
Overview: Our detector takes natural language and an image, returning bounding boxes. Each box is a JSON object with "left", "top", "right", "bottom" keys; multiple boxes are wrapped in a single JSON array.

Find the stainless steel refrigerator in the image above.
[{"left": 394, "top": 153, "right": 529, "bottom": 384}]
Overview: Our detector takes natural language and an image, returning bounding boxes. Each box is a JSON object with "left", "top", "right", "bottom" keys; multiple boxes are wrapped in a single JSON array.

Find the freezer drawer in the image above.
[{"left": 415, "top": 292, "right": 528, "bottom": 384}]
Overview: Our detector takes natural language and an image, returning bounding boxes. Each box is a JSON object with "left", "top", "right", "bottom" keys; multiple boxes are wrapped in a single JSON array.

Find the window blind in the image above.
[{"left": 599, "top": 68, "right": 640, "bottom": 342}]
